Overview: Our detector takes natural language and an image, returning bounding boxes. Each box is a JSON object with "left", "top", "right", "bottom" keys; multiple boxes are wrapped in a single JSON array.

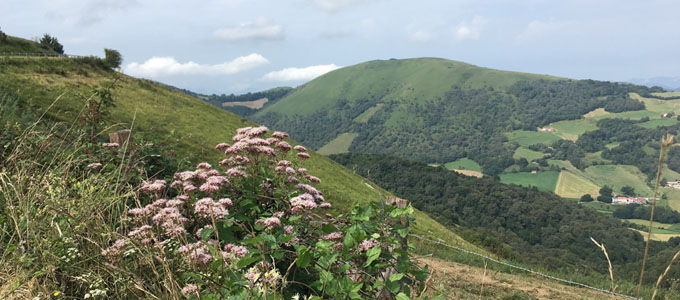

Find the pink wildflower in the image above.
[
  {"left": 297, "top": 152, "right": 311, "bottom": 160},
  {"left": 272, "top": 131, "right": 288, "bottom": 139},
  {"left": 102, "top": 239, "right": 128, "bottom": 260},
  {"left": 273, "top": 211, "right": 285, "bottom": 218},
  {"left": 195, "top": 225, "right": 213, "bottom": 239},
  {"left": 284, "top": 225, "right": 295, "bottom": 235},
  {"left": 287, "top": 176, "right": 300, "bottom": 184},
  {"left": 290, "top": 193, "right": 317, "bottom": 210},
  {"left": 218, "top": 198, "right": 233, "bottom": 208},
  {"left": 183, "top": 184, "right": 197, "bottom": 192},
  {"left": 176, "top": 195, "right": 190, "bottom": 201},
  {"left": 323, "top": 232, "right": 343, "bottom": 241},
  {"left": 196, "top": 162, "right": 212, "bottom": 170},
  {"left": 223, "top": 243, "right": 249, "bottom": 259},
  {"left": 178, "top": 242, "right": 213, "bottom": 266},
  {"left": 297, "top": 168, "right": 308, "bottom": 175},
  {"left": 215, "top": 143, "right": 230, "bottom": 151},
  {"left": 199, "top": 182, "right": 220, "bottom": 193},
  {"left": 285, "top": 167, "right": 296, "bottom": 176},
  {"left": 277, "top": 160, "right": 292, "bottom": 167},
  {"left": 246, "top": 126, "right": 268, "bottom": 137},
  {"left": 194, "top": 198, "right": 228, "bottom": 218},
  {"left": 206, "top": 169, "right": 220, "bottom": 176},
  {"left": 266, "top": 137, "right": 279, "bottom": 145},
  {"left": 276, "top": 141, "right": 292, "bottom": 152},
  {"left": 166, "top": 199, "right": 184, "bottom": 207},
  {"left": 207, "top": 176, "right": 229, "bottom": 186},
  {"left": 142, "top": 179, "right": 166, "bottom": 193},
  {"left": 256, "top": 146, "right": 275, "bottom": 156},
  {"left": 87, "top": 162, "right": 102, "bottom": 169},
  {"left": 293, "top": 145, "right": 307, "bottom": 152},
  {"left": 306, "top": 175, "right": 321, "bottom": 183},
  {"left": 256, "top": 217, "right": 281, "bottom": 230},
  {"left": 102, "top": 142, "right": 119, "bottom": 148},
  {"left": 170, "top": 180, "right": 183, "bottom": 188},
  {"left": 359, "top": 238, "right": 379, "bottom": 252},
  {"left": 128, "top": 225, "right": 153, "bottom": 241},
  {"left": 226, "top": 167, "right": 247, "bottom": 178},
  {"left": 297, "top": 184, "right": 321, "bottom": 196},
  {"left": 181, "top": 284, "right": 199, "bottom": 298},
  {"left": 320, "top": 202, "right": 332, "bottom": 209}
]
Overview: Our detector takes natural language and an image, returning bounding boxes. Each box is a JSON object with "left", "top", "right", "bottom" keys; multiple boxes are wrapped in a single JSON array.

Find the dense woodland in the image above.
[
  {"left": 257, "top": 79, "right": 657, "bottom": 175},
  {"left": 330, "top": 153, "right": 680, "bottom": 285},
  {"left": 184, "top": 87, "right": 293, "bottom": 116}
]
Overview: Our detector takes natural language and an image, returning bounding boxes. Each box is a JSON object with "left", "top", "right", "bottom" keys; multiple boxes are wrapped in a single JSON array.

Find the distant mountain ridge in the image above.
[{"left": 252, "top": 57, "right": 657, "bottom": 175}]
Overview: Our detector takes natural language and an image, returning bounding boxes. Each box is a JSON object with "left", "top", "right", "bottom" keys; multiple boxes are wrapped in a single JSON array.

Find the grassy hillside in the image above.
[
  {"left": 0, "top": 35, "right": 58, "bottom": 54},
  {"left": 258, "top": 58, "right": 560, "bottom": 116},
  {"left": 0, "top": 55, "right": 482, "bottom": 252}
]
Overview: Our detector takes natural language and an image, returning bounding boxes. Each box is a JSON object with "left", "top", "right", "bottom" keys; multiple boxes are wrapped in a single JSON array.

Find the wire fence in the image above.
[
  {"left": 408, "top": 233, "right": 640, "bottom": 299},
  {"left": 0, "top": 52, "right": 86, "bottom": 58}
]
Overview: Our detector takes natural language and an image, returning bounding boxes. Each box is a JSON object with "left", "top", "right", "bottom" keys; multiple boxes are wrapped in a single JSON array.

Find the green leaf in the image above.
[
  {"left": 396, "top": 293, "right": 410, "bottom": 300},
  {"left": 200, "top": 228, "right": 214, "bottom": 241},
  {"left": 389, "top": 273, "right": 404, "bottom": 282},
  {"left": 296, "top": 246, "right": 311, "bottom": 268},
  {"left": 319, "top": 270, "right": 333, "bottom": 284},
  {"left": 322, "top": 223, "right": 338, "bottom": 234},
  {"left": 236, "top": 255, "right": 260, "bottom": 269},
  {"left": 364, "top": 246, "right": 381, "bottom": 267}
]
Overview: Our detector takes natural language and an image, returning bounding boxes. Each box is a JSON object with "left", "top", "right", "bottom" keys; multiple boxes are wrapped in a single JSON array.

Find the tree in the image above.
[
  {"left": 580, "top": 194, "right": 594, "bottom": 202},
  {"left": 661, "top": 177, "right": 668, "bottom": 187},
  {"left": 598, "top": 185, "right": 613, "bottom": 203},
  {"left": 0, "top": 27, "right": 7, "bottom": 43},
  {"left": 103, "top": 48, "right": 122, "bottom": 69},
  {"left": 39, "top": 34, "right": 64, "bottom": 54},
  {"left": 620, "top": 185, "right": 636, "bottom": 197}
]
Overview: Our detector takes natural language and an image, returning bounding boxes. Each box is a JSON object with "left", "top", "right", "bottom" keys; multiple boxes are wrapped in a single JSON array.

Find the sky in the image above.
[{"left": 2, "top": 0, "right": 679, "bottom": 94}]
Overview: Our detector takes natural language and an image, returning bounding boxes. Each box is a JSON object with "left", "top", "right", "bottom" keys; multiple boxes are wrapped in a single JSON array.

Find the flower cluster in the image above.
[{"left": 104, "top": 126, "right": 426, "bottom": 299}]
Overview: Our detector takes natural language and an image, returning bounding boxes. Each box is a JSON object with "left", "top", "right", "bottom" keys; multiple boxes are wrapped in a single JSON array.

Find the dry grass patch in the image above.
[
  {"left": 221, "top": 97, "right": 269, "bottom": 109},
  {"left": 584, "top": 107, "right": 610, "bottom": 118}
]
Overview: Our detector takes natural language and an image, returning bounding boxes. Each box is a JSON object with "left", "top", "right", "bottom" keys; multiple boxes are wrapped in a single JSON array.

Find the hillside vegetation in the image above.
[
  {"left": 253, "top": 58, "right": 657, "bottom": 175},
  {"left": 331, "top": 153, "right": 680, "bottom": 297}
]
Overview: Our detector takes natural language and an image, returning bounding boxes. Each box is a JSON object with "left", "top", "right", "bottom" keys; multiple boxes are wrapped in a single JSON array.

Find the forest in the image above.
[
  {"left": 257, "top": 79, "right": 656, "bottom": 175},
  {"left": 330, "top": 153, "right": 680, "bottom": 284}
]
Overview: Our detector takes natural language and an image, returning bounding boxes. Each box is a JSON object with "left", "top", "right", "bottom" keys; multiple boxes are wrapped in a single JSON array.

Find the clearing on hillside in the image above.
[
  {"left": 221, "top": 97, "right": 268, "bottom": 109},
  {"left": 637, "top": 118, "right": 678, "bottom": 129},
  {"left": 549, "top": 120, "right": 599, "bottom": 140},
  {"left": 583, "top": 107, "right": 610, "bottom": 118},
  {"left": 554, "top": 171, "right": 600, "bottom": 198},
  {"left": 505, "top": 130, "right": 561, "bottom": 146},
  {"left": 444, "top": 158, "right": 482, "bottom": 172},
  {"left": 513, "top": 147, "right": 546, "bottom": 162},
  {"left": 626, "top": 219, "right": 680, "bottom": 234},
  {"left": 631, "top": 229, "right": 680, "bottom": 242},
  {"left": 317, "top": 132, "right": 359, "bottom": 155},
  {"left": 353, "top": 103, "right": 384, "bottom": 123},
  {"left": 452, "top": 169, "right": 483, "bottom": 178},
  {"left": 499, "top": 171, "right": 559, "bottom": 192},
  {"left": 583, "top": 165, "right": 653, "bottom": 196}
]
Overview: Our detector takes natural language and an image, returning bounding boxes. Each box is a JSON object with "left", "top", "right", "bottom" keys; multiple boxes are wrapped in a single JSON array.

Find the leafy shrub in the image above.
[{"left": 100, "top": 126, "right": 434, "bottom": 299}]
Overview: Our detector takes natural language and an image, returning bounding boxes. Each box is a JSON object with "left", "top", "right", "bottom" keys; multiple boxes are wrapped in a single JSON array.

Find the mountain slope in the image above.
[
  {"left": 254, "top": 58, "right": 657, "bottom": 175},
  {"left": 0, "top": 54, "right": 480, "bottom": 252}
]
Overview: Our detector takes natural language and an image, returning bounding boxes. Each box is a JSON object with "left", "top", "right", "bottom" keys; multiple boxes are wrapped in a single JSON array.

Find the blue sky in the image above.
[{"left": 2, "top": 0, "right": 679, "bottom": 93}]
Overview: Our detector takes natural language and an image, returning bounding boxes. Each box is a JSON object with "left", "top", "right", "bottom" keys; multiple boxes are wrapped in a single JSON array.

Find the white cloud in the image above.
[
  {"left": 516, "top": 20, "right": 578, "bottom": 42},
  {"left": 408, "top": 30, "right": 436, "bottom": 43},
  {"left": 46, "top": 0, "right": 138, "bottom": 25},
  {"left": 213, "top": 17, "right": 284, "bottom": 42},
  {"left": 262, "top": 64, "right": 342, "bottom": 81},
  {"left": 313, "top": 0, "right": 372, "bottom": 12},
  {"left": 124, "top": 54, "right": 269, "bottom": 78},
  {"left": 453, "top": 16, "right": 486, "bottom": 41}
]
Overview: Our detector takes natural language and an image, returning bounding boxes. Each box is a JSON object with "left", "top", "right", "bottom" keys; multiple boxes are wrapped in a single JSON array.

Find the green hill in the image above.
[{"left": 253, "top": 57, "right": 656, "bottom": 175}]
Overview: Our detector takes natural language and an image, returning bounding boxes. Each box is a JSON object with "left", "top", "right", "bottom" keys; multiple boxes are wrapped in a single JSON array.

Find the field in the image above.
[
  {"left": 317, "top": 132, "right": 359, "bottom": 155},
  {"left": 499, "top": 171, "right": 559, "bottom": 192},
  {"left": 626, "top": 219, "right": 680, "bottom": 234},
  {"left": 444, "top": 158, "right": 482, "bottom": 172},
  {"left": 512, "top": 147, "right": 546, "bottom": 161},
  {"left": 221, "top": 97, "right": 268, "bottom": 109},
  {"left": 631, "top": 229, "right": 680, "bottom": 242},
  {"left": 354, "top": 103, "right": 384, "bottom": 123},
  {"left": 581, "top": 201, "right": 615, "bottom": 214},
  {"left": 583, "top": 108, "right": 610, "bottom": 118},
  {"left": 637, "top": 118, "right": 678, "bottom": 129},
  {"left": 452, "top": 169, "right": 483, "bottom": 178},
  {"left": 505, "top": 130, "right": 561, "bottom": 146},
  {"left": 554, "top": 171, "right": 601, "bottom": 198},
  {"left": 549, "top": 119, "right": 599, "bottom": 140},
  {"left": 582, "top": 165, "right": 653, "bottom": 196}
]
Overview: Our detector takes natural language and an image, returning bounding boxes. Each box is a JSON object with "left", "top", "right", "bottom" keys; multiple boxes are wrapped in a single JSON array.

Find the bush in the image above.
[
  {"left": 103, "top": 49, "right": 122, "bottom": 69},
  {"left": 99, "top": 126, "right": 434, "bottom": 299}
]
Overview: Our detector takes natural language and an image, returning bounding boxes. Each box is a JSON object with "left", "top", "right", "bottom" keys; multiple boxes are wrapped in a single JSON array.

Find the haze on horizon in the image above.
[{"left": 2, "top": 0, "right": 679, "bottom": 94}]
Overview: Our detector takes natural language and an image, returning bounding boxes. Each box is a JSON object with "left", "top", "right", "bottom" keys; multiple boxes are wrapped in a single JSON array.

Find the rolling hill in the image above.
[{"left": 253, "top": 58, "right": 657, "bottom": 175}]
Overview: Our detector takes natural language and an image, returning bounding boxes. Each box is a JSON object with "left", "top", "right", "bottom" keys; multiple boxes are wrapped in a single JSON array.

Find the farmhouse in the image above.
[
  {"left": 667, "top": 181, "right": 680, "bottom": 189},
  {"left": 537, "top": 127, "right": 556, "bottom": 132},
  {"left": 612, "top": 196, "right": 649, "bottom": 205}
]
